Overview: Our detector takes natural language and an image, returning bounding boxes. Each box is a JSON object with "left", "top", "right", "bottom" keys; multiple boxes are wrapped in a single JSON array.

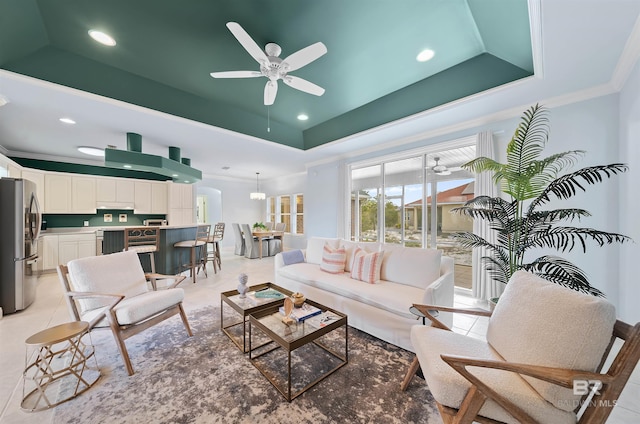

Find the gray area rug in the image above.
[{"left": 53, "top": 307, "right": 439, "bottom": 423}]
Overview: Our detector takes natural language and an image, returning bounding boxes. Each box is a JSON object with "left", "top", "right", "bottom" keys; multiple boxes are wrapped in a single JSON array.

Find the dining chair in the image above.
[
  {"left": 264, "top": 222, "right": 274, "bottom": 230},
  {"left": 241, "top": 223, "right": 268, "bottom": 259},
  {"left": 274, "top": 222, "right": 286, "bottom": 231},
  {"left": 232, "top": 223, "right": 245, "bottom": 256}
]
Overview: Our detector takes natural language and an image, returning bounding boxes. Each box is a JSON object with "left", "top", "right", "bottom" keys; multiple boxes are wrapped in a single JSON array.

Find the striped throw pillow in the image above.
[
  {"left": 319, "top": 244, "right": 347, "bottom": 274},
  {"left": 350, "top": 247, "right": 383, "bottom": 284}
]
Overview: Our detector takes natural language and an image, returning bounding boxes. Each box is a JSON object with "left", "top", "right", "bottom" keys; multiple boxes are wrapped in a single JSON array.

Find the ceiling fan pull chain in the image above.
[{"left": 267, "top": 106, "right": 271, "bottom": 132}]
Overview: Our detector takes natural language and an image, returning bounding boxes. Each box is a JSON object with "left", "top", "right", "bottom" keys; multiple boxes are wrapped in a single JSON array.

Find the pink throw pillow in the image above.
[
  {"left": 350, "top": 247, "right": 383, "bottom": 284},
  {"left": 320, "top": 244, "right": 347, "bottom": 274}
]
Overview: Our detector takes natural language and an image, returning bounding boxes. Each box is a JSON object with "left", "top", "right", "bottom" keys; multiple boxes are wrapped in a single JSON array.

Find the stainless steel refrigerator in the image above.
[{"left": 0, "top": 178, "right": 42, "bottom": 314}]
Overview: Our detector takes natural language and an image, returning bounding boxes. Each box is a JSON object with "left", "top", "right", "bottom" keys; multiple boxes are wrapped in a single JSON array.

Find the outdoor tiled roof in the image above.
[{"left": 406, "top": 181, "right": 474, "bottom": 206}]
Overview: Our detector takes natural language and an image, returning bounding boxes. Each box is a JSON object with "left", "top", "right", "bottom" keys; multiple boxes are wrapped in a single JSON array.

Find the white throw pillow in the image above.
[
  {"left": 319, "top": 244, "right": 347, "bottom": 274},
  {"left": 306, "top": 237, "right": 339, "bottom": 264},
  {"left": 350, "top": 247, "right": 383, "bottom": 284}
]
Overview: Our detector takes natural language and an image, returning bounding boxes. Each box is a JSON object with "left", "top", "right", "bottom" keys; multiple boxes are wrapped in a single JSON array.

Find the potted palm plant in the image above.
[{"left": 451, "top": 104, "right": 631, "bottom": 297}]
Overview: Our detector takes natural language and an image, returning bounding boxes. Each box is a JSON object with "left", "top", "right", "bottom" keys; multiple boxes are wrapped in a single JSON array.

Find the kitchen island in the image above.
[{"left": 103, "top": 225, "right": 201, "bottom": 275}]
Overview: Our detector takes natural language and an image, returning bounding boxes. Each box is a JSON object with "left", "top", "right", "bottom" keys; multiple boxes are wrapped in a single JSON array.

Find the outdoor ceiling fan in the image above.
[
  {"left": 210, "top": 22, "right": 327, "bottom": 106},
  {"left": 430, "top": 157, "right": 464, "bottom": 176}
]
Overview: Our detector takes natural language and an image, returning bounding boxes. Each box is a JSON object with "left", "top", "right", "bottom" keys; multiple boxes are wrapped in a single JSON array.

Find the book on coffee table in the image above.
[
  {"left": 279, "top": 303, "right": 322, "bottom": 322},
  {"left": 254, "top": 288, "right": 285, "bottom": 299}
]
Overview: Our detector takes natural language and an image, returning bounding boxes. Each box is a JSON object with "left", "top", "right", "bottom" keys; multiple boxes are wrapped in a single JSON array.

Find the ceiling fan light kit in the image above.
[{"left": 210, "top": 22, "right": 327, "bottom": 106}]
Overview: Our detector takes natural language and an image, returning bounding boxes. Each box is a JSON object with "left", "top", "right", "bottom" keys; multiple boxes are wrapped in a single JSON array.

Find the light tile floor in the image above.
[{"left": 0, "top": 251, "right": 638, "bottom": 423}]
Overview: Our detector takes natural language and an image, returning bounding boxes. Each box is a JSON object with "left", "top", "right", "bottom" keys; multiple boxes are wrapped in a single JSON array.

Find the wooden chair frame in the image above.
[
  {"left": 57, "top": 265, "right": 193, "bottom": 376},
  {"left": 401, "top": 304, "right": 640, "bottom": 424}
]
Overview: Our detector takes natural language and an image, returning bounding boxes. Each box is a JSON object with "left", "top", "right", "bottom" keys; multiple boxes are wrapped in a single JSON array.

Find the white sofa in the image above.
[{"left": 274, "top": 237, "right": 454, "bottom": 352}]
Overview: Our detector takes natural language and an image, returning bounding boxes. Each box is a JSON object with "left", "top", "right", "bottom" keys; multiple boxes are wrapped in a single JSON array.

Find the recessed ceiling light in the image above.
[
  {"left": 222, "top": 166, "right": 230, "bottom": 170},
  {"left": 123, "top": 164, "right": 132, "bottom": 169},
  {"left": 172, "top": 174, "right": 179, "bottom": 177},
  {"left": 59, "top": 117, "right": 76, "bottom": 124},
  {"left": 88, "top": 30, "right": 116, "bottom": 47},
  {"left": 297, "top": 114, "right": 309, "bottom": 121},
  {"left": 78, "top": 146, "right": 105, "bottom": 157},
  {"left": 416, "top": 49, "right": 435, "bottom": 62}
]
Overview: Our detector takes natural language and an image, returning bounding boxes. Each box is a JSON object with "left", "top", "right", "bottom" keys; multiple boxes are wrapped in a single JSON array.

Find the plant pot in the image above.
[{"left": 488, "top": 297, "right": 499, "bottom": 312}]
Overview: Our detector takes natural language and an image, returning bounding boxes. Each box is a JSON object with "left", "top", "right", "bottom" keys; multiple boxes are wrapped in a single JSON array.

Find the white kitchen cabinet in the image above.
[
  {"left": 20, "top": 169, "right": 45, "bottom": 209},
  {"left": 96, "top": 177, "right": 135, "bottom": 204},
  {"left": 41, "top": 235, "right": 60, "bottom": 270},
  {"left": 7, "top": 163, "right": 21, "bottom": 178},
  {"left": 168, "top": 183, "right": 194, "bottom": 225},
  {"left": 72, "top": 176, "right": 96, "bottom": 213},
  {"left": 151, "top": 182, "right": 167, "bottom": 214},
  {"left": 58, "top": 234, "right": 96, "bottom": 267},
  {"left": 44, "top": 174, "right": 72, "bottom": 213},
  {"left": 134, "top": 181, "right": 152, "bottom": 214}
]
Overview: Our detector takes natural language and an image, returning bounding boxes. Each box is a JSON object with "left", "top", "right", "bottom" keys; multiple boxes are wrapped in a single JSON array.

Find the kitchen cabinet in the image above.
[
  {"left": 71, "top": 176, "right": 96, "bottom": 213},
  {"left": 58, "top": 234, "right": 96, "bottom": 266},
  {"left": 20, "top": 169, "right": 45, "bottom": 209},
  {"left": 41, "top": 235, "right": 60, "bottom": 271},
  {"left": 44, "top": 174, "right": 72, "bottom": 213},
  {"left": 135, "top": 181, "right": 168, "bottom": 214},
  {"left": 168, "top": 183, "right": 194, "bottom": 225},
  {"left": 96, "top": 177, "right": 135, "bottom": 204}
]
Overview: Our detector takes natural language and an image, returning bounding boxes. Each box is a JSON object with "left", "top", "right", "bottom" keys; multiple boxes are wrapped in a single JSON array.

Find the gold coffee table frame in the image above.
[
  {"left": 220, "top": 282, "right": 292, "bottom": 353},
  {"left": 22, "top": 321, "right": 100, "bottom": 412},
  {"left": 248, "top": 299, "right": 348, "bottom": 402}
]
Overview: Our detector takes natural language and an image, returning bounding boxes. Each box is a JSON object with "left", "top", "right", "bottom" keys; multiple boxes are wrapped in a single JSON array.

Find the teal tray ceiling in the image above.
[{"left": 0, "top": 0, "right": 533, "bottom": 150}]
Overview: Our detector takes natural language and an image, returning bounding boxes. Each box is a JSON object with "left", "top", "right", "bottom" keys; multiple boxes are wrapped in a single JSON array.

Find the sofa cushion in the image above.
[
  {"left": 380, "top": 245, "right": 442, "bottom": 289},
  {"left": 306, "top": 237, "right": 340, "bottom": 264},
  {"left": 350, "top": 247, "right": 383, "bottom": 284},
  {"left": 487, "top": 271, "right": 617, "bottom": 412},
  {"left": 277, "top": 263, "right": 422, "bottom": 318},
  {"left": 411, "top": 325, "right": 576, "bottom": 424},
  {"left": 320, "top": 244, "right": 347, "bottom": 274},
  {"left": 341, "top": 240, "right": 381, "bottom": 272}
]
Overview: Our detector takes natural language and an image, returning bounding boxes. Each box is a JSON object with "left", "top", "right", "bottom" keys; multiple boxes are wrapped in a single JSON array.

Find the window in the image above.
[
  {"left": 280, "top": 195, "right": 291, "bottom": 233},
  {"left": 348, "top": 139, "right": 476, "bottom": 289},
  {"left": 267, "top": 196, "right": 276, "bottom": 223},
  {"left": 294, "top": 194, "right": 304, "bottom": 234}
]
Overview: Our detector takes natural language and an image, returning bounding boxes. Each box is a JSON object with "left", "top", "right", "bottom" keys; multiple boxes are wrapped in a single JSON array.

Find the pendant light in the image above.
[{"left": 250, "top": 172, "right": 266, "bottom": 200}]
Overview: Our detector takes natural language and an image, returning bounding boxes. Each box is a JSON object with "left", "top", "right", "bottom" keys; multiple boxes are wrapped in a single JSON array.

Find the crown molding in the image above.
[{"left": 611, "top": 12, "right": 640, "bottom": 90}]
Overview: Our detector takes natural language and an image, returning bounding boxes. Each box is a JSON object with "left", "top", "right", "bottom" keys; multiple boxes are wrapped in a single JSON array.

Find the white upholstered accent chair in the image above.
[
  {"left": 57, "top": 251, "right": 193, "bottom": 376},
  {"left": 401, "top": 271, "right": 640, "bottom": 424}
]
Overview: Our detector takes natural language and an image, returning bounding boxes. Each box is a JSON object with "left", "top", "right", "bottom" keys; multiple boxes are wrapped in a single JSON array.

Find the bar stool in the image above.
[
  {"left": 123, "top": 227, "right": 160, "bottom": 273},
  {"left": 207, "top": 222, "right": 225, "bottom": 273},
  {"left": 174, "top": 224, "right": 210, "bottom": 283}
]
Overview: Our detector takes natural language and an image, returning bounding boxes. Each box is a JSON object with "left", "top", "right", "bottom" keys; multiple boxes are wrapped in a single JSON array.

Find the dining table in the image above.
[{"left": 251, "top": 230, "right": 284, "bottom": 259}]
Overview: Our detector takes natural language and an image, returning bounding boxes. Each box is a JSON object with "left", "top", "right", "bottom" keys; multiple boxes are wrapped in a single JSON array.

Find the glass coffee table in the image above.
[
  {"left": 220, "top": 282, "right": 292, "bottom": 353},
  {"left": 248, "top": 299, "right": 348, "bottom": 401}
]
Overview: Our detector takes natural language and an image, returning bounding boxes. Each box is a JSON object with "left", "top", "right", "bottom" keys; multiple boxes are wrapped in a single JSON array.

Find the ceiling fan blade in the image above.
[
  {"left": 264, "top": 80, "right": 278, "bottom": 105},
  {"left": 210, "top": 71, "right": 262, "bottom": 78},
  {"left": 226, "top": 22, "right": 269, "bottom": 66},
  {"left": 282, "top": 42, "right": 327, "bottom": 72},
  {"left": 283, "top": 76, "right": 325, "bottom": 96}
]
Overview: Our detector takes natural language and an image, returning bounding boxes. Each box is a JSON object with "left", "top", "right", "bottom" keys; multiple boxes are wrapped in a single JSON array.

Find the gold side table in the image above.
[{"left": 21, "top": 321, "right": 101, "bottom": 412}]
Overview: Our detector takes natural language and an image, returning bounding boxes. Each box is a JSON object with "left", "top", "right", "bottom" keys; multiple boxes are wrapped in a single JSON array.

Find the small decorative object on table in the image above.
[
  {"left": 281, "top": 297, "right": 295, "bottom": 325},
  {"left": 237, "top": 273, "right": 249, "bottom": 298},
  {"left": 292, "top": 292, "right": 306, "bottom": 308}
]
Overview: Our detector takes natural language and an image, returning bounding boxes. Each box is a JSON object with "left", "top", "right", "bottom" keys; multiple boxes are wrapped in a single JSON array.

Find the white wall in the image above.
[
  {"left": 196, "top": 178, "right": 264, "bottom": 249},
  {"left": 619, "top": 58, "right": 640, "bottom": 324}
]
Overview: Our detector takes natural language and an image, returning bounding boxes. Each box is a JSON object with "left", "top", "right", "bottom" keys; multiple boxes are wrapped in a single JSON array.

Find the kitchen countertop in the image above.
[{"left": 41, "top": 224, "right": 198, "bottom": 235}]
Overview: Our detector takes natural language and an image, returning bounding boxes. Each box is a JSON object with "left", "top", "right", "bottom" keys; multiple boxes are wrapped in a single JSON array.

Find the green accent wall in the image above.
[{"left": 43, "top": 210, "right": 166, "bottom": 229}]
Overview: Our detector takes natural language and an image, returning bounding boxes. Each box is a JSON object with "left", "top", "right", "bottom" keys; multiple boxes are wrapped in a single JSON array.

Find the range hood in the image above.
[
  {"left": 104, "top": 133, "right": 202, "bottom": 184},
  {"left": 96, "top": 201, "right": 135, "bottom": 210}
]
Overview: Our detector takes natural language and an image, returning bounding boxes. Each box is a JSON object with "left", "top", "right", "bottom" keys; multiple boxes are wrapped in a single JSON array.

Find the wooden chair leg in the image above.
[
  {"left": 452, "top": 386, "right": 487, "bottom": 424},
  {"left": 178, "top": 304, "right": 193, "bottom": 337},
  {"left": 109, "top": 320, "right": 135, "bottom": 375},
  {"left": 401, "top": 356, "right": 421, "bottom": 391}
]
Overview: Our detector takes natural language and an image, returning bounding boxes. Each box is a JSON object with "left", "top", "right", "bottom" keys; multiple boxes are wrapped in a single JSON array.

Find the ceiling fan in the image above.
[
  {"left": 431, "top": 157, "right": 452, "bottom": 175},
  {"left": 210, "top": 22, "right": 327, "bottom": 106}
]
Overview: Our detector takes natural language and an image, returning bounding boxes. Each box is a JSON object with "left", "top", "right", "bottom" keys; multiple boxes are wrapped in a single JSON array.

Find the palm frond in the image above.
[
  {"left": 525, "top": 227, "right": 632, "bottom": 253},
  {"left": 522, "top": 256, "right": 604, "bottom": 296}
]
